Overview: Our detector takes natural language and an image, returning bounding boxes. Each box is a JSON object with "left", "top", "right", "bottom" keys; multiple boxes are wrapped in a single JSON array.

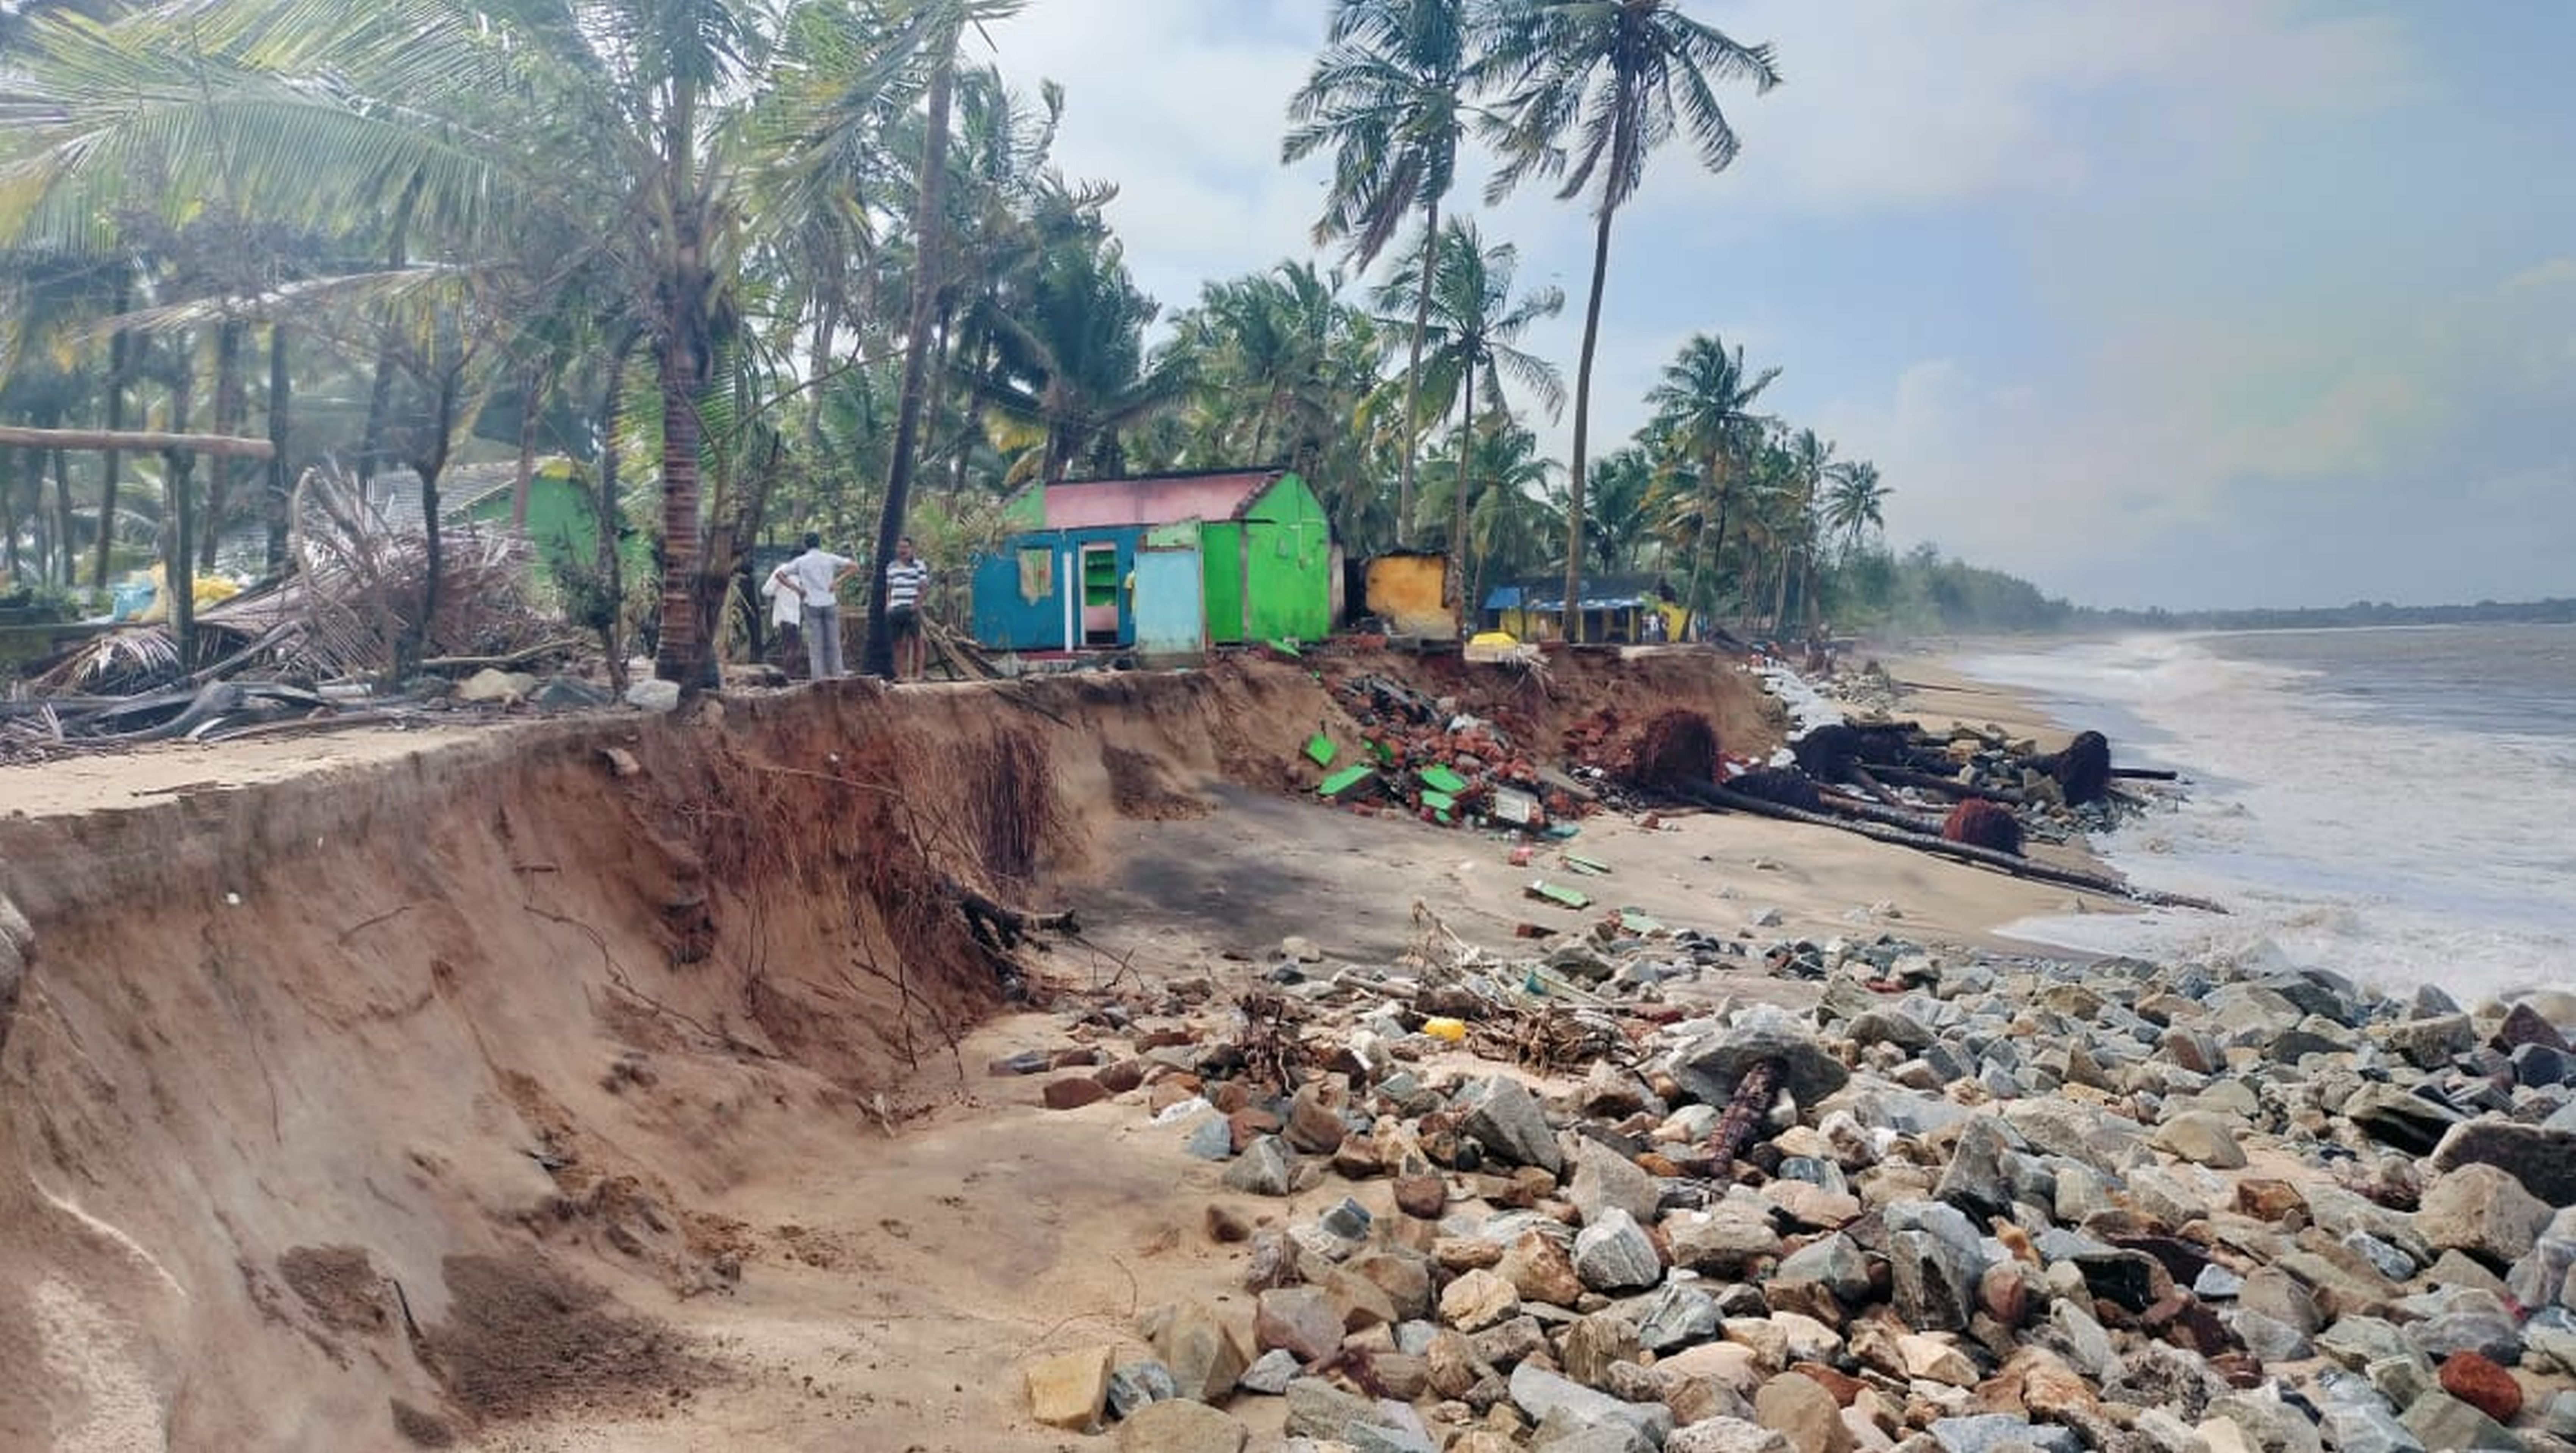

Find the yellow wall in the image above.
[{"left": 1363, "top": 555, "right": 1454, "bottom": 637}]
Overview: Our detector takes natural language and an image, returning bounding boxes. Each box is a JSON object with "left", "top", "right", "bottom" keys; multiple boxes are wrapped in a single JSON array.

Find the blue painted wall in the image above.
[{"left": 970, "top": 526, "right": 1143, "bottom": 650}]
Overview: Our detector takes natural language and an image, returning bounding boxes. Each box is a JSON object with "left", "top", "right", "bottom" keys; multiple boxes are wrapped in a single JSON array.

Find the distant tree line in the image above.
[{"left": 2070, "top": 597, "right": 2576, "bottom": 633}]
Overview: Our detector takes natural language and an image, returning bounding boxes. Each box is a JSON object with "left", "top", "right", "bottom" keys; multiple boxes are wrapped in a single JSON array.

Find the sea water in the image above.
[{"left": 1957, "top": 625, "right": 2576, "bottom": 1001}]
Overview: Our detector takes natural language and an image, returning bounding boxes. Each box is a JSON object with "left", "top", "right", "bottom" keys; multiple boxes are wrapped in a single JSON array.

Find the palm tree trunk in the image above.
[
  {"left": 1394, "top": 196, "right": 1440, "bottom": 547},
  {"left": 1450, "top": 366, "right": 1475, "bottom": 635},
  {"left": 265, "top": 324, "right": 291, "bottom": 571},
  {"left": 202, "top": 320, "right": 244, "bottom": 571},
  {"left": 358, "top": 174, "right": 424, "bottom": 486},
  {"left": 51, "top": 445, "right": 72, "bottom": 585},
  {"left": 93, "top": 272, "right": 130, "bottom": 590},
  {"left": 598, "top": 330, "right": 639, "bottom": 694},
  {"left": 651, "top": 327, "right": 711, "bottom": 687},
  {"left": 864, "top": 39, "right": 957, "bottom": 679},
  {"left": 1562, "top": 202, "right": 1615, "bottom": 643},
  {"left": 803, "top": 292, "right": 839, "bottom": 513},
  {"left": 165, "top": 358, "right": 196, "bottom": 665}
]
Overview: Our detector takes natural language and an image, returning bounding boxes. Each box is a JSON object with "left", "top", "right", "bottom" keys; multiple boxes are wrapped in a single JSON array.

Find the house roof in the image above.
[
  {"left": 1014, "top": 468, "right": 1288, "bottom": 530},
  {"left": 1483, "top": 574, "right": 1674, "bottom": 613}
]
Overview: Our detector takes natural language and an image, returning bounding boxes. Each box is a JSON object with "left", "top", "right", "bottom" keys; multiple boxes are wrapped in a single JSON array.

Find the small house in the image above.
[
  {"left": 970, "top": 468, "right": 1337, "bottom": 657},
  {"left": 1483, "top": 574, "right": 1689, "bottom": 644}
]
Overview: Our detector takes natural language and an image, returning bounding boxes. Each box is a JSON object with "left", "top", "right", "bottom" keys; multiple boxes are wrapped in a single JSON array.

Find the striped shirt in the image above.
[{"left": 883, "top": 558, "right": 929, "bottom": 612}]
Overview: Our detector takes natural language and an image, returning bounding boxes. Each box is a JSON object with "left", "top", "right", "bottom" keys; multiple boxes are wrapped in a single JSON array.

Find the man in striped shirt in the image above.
[{"left": 882, "top": 535, "right": 931, "bottom": 681}]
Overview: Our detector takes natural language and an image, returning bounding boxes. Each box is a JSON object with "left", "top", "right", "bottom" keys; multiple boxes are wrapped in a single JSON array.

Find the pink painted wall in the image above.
[{"left": 1043, "top": 474, "right": 1270, "bottom": 529}]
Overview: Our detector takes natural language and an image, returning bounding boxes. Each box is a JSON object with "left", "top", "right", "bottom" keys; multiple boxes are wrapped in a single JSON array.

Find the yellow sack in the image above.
[{"left": 135, "top": 565, "right": 241, "bottom": 624}]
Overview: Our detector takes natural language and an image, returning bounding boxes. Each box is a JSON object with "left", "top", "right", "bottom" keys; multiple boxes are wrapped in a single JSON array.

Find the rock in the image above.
[
  {"left": 1571, "top": 1208, "right": 1662, "bottom": 1293},
  {"left": 1462, "top": 1076, "right": 1564, "bottom": 1174},
  {"left": 1774, "top": 1233, "right": 1873, "bottom": 1306},
  {"left": 1635, "top": 1282, "right": 1723, "bottom": 1352},
  {"left": 1668, "top": 1418, "right": 1796, "bottom": 1453},
  {"left": 1753, "top": 1372, "right": 1853, "bottom": 1453},
  {"left": 1393, "top": 1165, "right": 1448, "bottom": 1218},
  {"left": 1500, "top": 1229, "right": 1585, "bottom": 1307},
  {"left": 2236, "top": 1178, "right": 2306, "bottom": 1221},
  {"left": 1560, "top": 1311, "right": 1643, "bottom": 1388},
  {"left": 1257, "top": 1286, "right": 1344, "bottom": 1363},
  {"left": 1570, "top": 1138, "right": 1662, "bottom": 1227},
  {"left": 1349, "top": 1250, "right": 1434, "bottom": 1323},
  {"left": 1441, "top": 1268, "right": 1524, "bottom": 1333},
  {"left": 2316, "top": 1405, "right": 2421, "bottom": 1453},
  {"left": 1896, "top": 1331, "right": 1979, "bottom": 1386},
  {"left": 1149, "top": 1301, "right": 1250, "bottom": 1403},
  {"left": 1285, "top": 1082, "right": 1349, "bottom": 1154},
  {"left": 2415, "top": 1162, "right": 2551, "bottom": 1264},
  {"left": 1527, "top": 1421, "right": 1653, "bottom": 1453},
  {"left": 1509, "top": 1362, "right": 1677, "bottom": 1447},
  {"left": 1283, "top": 1376, "right": 1398, "bottom": 1438},
  {"left": 2437, "top": 1351, "right": 2523, "bottom": 1422},
  {"left": 1118, "top": 1397, "right": 1249, "bottom": 1452},
  {"left": 2347, "top": 1083, "right": 2467, "bottom": 1155},
  {"left": 1025, "top": 1345, "right": 1114, "bottom": 1431},
  {"left": 1107, "top": 1359, "right": 1178, "bottom": 1417},
  {"left": 2154, "top": 1112, "right": 2249, "bottom": 1170},
  {"left": 1281, "top": 935, "right": 1326, "bottom": 963},
  {"left": 1223, "top": 1135, "right": 1296, "bottom": 1196},
  {"left": 623, "top": 677, "right": 681, "bottom": 712},
  {"left": 1044, "top": 1076, "right": 1111, "bottom": 1110},
  {"left": 456, "top": 668, "right": 538, "bottom": 703},
  {"left": 1238, "top": 1348, "right": 1299, "bottom": 1394},
  {"left": 1885, "top": 1200, "right": 1990, "bottom": 1332},
  {"left": 2238, "top": 1266, "right": 2321, "bottom": 1333},
  {"left": 1929, "top": 1414, "right": 2082, "bottom": 1453},
  {"left": 1935, "top": 1117, "right": 2026, "bottom": 1220},
  {"left": 2232, "top": 1309, "right": 2313, "bottom": 1363},
  {"left": 1667, "top": 1203, "right": 1784, "bottom": 1275},
  {"left": 2398, "top": 1390, "right": 2521, "bottom": 1450},
  {"left": 2430, "top": 1120, "right": 2576, "bottom": 1207},
  {"left": 1350, "top": 1423, "right": 1440, "bottom": 1453},
  {"left": 2389, "top": 1013, "right": 2476, "bottom": 1069},
  {"left": 1674, "top": 1016, "right": 1852, "bottom": 1113}
]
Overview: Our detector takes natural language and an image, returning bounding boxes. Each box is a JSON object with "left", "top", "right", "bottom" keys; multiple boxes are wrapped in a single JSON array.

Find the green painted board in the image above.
[
  {"left": 1419, "top": 789, "right": 1458, "bottom": 813},
  {"left": 1367, "top": 740, "right": 1396, "bottom": 767},
  {"left": 1418, "top": 765, "right": 1469, "bottom": 795},
  {"left": 1564, "top": 853, "right": 1612, "bottom": 876},
  {"left": 1543, "top": 823, "right": 1581, "bottom": 841},
  {"left": 1524, "top": 880, "right": 1591, "bottom": 909},
  {"left": 1317, "top": 765, "right": 1376, "bottom": 798},
  {"left": 1304, "top": 734, "right": 1337, "bottom": 767},
  {"left": 1619, "top": 910, "right": 1666, "bottom": 935}
]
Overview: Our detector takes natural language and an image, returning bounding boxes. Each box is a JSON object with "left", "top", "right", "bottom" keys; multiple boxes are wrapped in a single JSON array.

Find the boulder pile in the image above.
[{"left": 1021, "top": 933, "right": 2576, "bottom": 1452}]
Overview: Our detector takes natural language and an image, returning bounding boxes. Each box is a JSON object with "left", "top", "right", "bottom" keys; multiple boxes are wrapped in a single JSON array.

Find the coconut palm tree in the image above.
[
  {"left": 1421, "top": 411, "right": 1562, "bottom": 613},
  {"left": 971, "top": 231, "right": 1188, "bottom": 486},
  {"left": 1824, "top": 457, "right": 1889, "bottom": 554},
  {"left": 1479, "top": 0, "right": 1779, "bottom": 639},
  {"left": 1284, "top": 0, "right": 1477, "bottom": 544},
  {"left": 1583, "top": 444, "right": 1657, "bottom": 576},
  {"left": 1371, "top": 216, "right": 1560, "bottom": 621},
  {"left": 1773, "top": 426, "right": 1832, "bottom": 630},
  {"left": 1644, "top": 332, "right": 1777, "bottom": 614}
]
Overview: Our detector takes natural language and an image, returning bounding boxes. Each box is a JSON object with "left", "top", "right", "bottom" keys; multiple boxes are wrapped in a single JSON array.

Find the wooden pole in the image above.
[{"left": 0, "top": 425, "right": 275, "bottom": 459}]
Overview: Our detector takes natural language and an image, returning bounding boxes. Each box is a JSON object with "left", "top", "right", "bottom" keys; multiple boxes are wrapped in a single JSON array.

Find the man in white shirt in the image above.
[{"left": 767, "top": 532, "right": 858, "bottom": 679}]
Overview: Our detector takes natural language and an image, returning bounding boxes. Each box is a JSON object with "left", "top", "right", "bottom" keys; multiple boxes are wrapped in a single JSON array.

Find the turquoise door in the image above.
[{"left": 1132, "top": 544, "right": 1205, "bottom": 656}]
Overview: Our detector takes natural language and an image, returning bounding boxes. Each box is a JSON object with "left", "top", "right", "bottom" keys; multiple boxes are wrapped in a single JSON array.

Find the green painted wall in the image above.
[
  {"left": 1200, "top": 522, "right": 1245, "bottom": 644},
  {"left": 1241, "top": 473, "right": 1332, "bottom": 643}
]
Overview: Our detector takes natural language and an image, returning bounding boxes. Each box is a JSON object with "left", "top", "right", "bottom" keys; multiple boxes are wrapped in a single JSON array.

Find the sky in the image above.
[{"left": 986, "top": 1, "right": 2576, "bottom": 611}]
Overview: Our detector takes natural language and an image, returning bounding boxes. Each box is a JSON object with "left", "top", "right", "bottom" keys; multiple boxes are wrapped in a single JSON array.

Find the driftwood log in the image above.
[{"left": 1679, "top": 779, "right": 2226, "bottom": 913}]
